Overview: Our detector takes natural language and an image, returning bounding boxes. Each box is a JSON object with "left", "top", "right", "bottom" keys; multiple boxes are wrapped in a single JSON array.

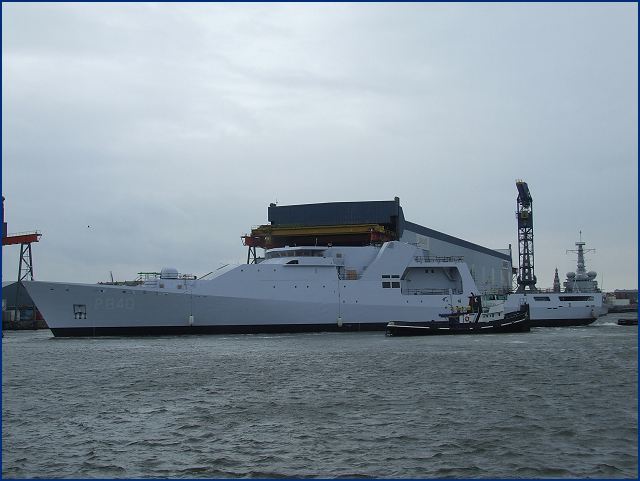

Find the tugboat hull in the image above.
[
  {"left": 617, "top": 318, "right": 638, "bottom": 326},
  {"left": 386, "top": 309, "right": 530, "bottom": 336}
]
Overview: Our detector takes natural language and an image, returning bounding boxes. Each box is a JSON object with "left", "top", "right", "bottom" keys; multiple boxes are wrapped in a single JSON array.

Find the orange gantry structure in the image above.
[
  {"left": 2, "top": 196, "right": 42, "bottom": 282},
  {"left": 2, "top": 231, "right": 42, "bottom": 246}
]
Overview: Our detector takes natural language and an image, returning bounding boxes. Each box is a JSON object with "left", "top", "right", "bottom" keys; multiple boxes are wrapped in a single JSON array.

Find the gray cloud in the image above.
[{"left": 2, "top": 3, "right": 637, "bottom": 289}]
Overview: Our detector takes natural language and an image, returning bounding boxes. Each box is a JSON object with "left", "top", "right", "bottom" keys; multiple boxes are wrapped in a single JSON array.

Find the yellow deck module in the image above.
[
  {"left": 242, "top": 223, "right": 396, "bottom": 249},
  {"left": 255, "top": 223, "right": 389, "bottom": 237}
]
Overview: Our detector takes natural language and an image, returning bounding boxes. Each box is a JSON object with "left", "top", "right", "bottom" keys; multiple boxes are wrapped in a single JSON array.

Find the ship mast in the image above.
[
  {"left": 566, "top": 231, "right": 595, "bottom": 280},
  {"left": 564, "top": 230, "right": 597, "bottom": 292}
]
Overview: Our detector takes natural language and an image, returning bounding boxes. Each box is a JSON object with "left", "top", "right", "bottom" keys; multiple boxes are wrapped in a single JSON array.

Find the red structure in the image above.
[
  {"left": 2, "top": 232, "right": 42, "bottom": 246},
  {"left": 2, "top": 196, "right": 42, "bottom": 281}
]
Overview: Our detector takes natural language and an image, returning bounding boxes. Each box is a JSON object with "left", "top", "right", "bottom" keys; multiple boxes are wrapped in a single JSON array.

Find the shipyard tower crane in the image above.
[{"left": 515, "top": 180, "right": 537, "bottom": 292}]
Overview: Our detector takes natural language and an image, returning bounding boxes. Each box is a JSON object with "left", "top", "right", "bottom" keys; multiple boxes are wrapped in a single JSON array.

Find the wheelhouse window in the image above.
[
  {"left": 534, "top": 296, "right": 551, "bottom": 301},
  {"left": 559, "top": 296, "right": 594, "bottom": 301},
  {"left": 265, "top": 249, "right": 325, "bottom": 259}
]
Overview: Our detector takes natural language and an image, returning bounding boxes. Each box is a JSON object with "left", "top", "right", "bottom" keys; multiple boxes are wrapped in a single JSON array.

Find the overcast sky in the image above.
[{"left": 2, "top": 3, "right": 637, "bottom": 290}]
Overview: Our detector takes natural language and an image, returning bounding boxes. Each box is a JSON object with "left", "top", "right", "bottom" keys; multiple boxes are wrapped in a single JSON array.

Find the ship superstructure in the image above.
[
  {"left": 564, "top": 233, "right": 600, "bottom": 293},
  {"left": 245, "top": 197, "right": 514, "bottom": 294}
]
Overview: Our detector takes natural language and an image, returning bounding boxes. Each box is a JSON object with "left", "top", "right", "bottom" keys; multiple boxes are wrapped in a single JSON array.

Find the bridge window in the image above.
[
  {"left": 266, "top": 249, "right": 325, "bottom": 259},
  {"left": 559, "top": 296, "right": 594, "bottom": 301}
]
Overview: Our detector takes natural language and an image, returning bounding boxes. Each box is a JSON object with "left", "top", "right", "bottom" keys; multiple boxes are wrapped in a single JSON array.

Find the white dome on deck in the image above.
[{"left": 160, "top": 267, "right": 179, "bottom": 279}]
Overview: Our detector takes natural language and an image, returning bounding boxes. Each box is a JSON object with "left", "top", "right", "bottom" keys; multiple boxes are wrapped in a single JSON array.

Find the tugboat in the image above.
[
  {"left": 617, "top": 318, "right": 638, "bottom": 326},
  {"left": 385, "top": 295, "right": 530, "bottom": 336}
]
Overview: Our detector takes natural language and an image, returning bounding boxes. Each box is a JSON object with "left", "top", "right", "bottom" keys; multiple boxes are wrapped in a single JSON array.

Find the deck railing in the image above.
[
  {"left": 403, "top": 288, "right": 463, "bottom": 296},
  {"left": 6, "top": 230, "right": 41, "bottom": 237},
  {"left": 413, "top": 255, "right": 464, "bottom": 263}
]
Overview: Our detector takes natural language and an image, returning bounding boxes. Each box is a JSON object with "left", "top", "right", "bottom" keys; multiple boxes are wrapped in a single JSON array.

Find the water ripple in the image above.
[{"left": 3, "top": 317, "right": 637, "bottom": 478}]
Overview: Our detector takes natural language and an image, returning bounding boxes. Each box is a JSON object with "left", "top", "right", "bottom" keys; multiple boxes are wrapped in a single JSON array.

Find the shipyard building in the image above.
[{"left": 243, "top": 197, "right": 513, "bottom": 294}]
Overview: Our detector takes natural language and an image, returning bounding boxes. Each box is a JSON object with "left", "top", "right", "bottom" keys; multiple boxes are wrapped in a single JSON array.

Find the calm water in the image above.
[{"left": 2, "top": 314, "right": 637, "bottom": 478}]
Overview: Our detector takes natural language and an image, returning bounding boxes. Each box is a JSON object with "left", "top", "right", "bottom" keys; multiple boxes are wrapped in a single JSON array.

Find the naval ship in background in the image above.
[
  {"left": 503, "top": 182, "right": 601, "bottom": 326},
  {"left": 562, "top": 234, "right": 607, "bottom": 315},
  {"left": 24, "top": 181, "right": 600, "bottom": 336}
]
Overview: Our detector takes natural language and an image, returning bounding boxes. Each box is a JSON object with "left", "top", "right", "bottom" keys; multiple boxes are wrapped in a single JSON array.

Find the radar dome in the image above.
[
  {"left": 160, "top": 267, "right": 179, "bottom": 279},
  {"left": 587, "top": 271, "right": 597, "bottom": 279},
  {"left": 566, "top": 272, "right": 576, "bottom": 278}
]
